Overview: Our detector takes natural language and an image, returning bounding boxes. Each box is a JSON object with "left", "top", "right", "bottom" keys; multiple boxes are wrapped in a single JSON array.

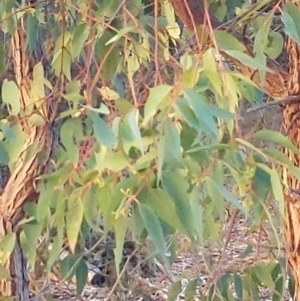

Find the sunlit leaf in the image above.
[
  {"left": 2, "top": 80, "right": 20, "bottom": 115},
  {"left": 66, "top": 190, "right": 84, "bottom": 253},
  {"left": 215, "top": 30, "right": 246, "bottom": 52},
  {"left": 143, "top": 85, "right": 172, "bottom": 126}
]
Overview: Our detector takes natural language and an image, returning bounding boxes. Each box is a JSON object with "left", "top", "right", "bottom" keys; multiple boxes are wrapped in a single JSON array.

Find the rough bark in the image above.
[
  {"left": 0, "top": 17, "right": 52, "bottom": 299},
  {"left": 282, "top": 18, "right": 300, "bottom": 300}
]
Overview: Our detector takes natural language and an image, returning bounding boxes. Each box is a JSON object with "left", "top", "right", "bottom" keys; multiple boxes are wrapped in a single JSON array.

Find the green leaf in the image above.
[
  {"left": 82, "top": 187, "right": 103, "bottom": 232},
  {"left": 66, "top": 190, "right": 84, "bottom": 253},
  {"left": 161, "top": 118, "right": 183, "bottom": 165},
  {"left": 91, "top": 112, "right": 118, "bottom": 149},
  {"left": 138, "top": 203, "right": 167, "bottom": 263},
  {"left": 215, "top": 30, "right": 246, "bottom": 52},
  {"left": 282, "top": 2, "right": 300, "bottom": 44},
  {"left": 210, "top": 179, "right": 247, "bottom": 214},
  {"left": 72, "top": 23, "right": 89, "bottom": 59},
  {"left": 0, "top": 142, "right": 9, "bottom": 165},
  {"left": 95, "top": 28, "right": 121, "bottom": 81},
  {"left": 203, "top": 49, "right": 223, "bottom": 95},
  {"left": 28, "top": 113, "right": 46, "bottom": 127},
  {"left": 225, "top": 50, "right": 272, "bottom": 73},
  {"left": 175, "top": 97, "right": 200, "bottom": 130},
  {"left": 233, "top": 273, "right": 243, "bottom": 301},
  {"left": 143, "top": 85, "right": 172, "bottom": 126},
  {"left": 81, "top": 104, "right": 110, "bottom": 115},
  {"left": 105, "top": 26, "right": 134, "bottom": 45},
  {"left": 26, "top": 15, "right": 38, "bottom": 53},
  {"left": 257, "top": 164, "right": 285, "bottom": 218},
  {"left": 125, "top": 109, "right": 144, "bottom": 154},
  {"left": 23, "top": 221, "right": 43, "bottom": 250},
  {"left": 75, "top": 258, "right": 88, "bottom": 296},
  {"left": 184, "top": 279, "right": 198, "bottom": 301},
  {"left": 162, "top": 171, "right": 195, "bottom": 237},
  {"left": 0, "top": 43, "right": 6, "bottom": 76},
  {"left": 113, "top": 215, "right": 128, "bottom": 276},
  {"left": 0, "top": 232, "right": 15, "bottom": 254},
  {"left": 52, "top": 46, "right": 72, "bottom": 81},
  {"left": 19, "top": 231, "right": 36, "bottom": 269},
  {"left": 252, "top": 263, "right": 275, "bottom": 290},
  {"left": 282, "top": 11, "right": 300, "bottom": 44},
  {"left": 142, "top": 188, "right": 187, "bottom": 234},
  {"left": 184, "top": 89, "right": 218, "bottom": 136},
  {"left": 0, "top": 265, "right": 11, "bottom": 280},
  {"left": 167, "top": 280, "right": 182, "bottom": 301},
  {"left": 190, "top": 187, "right": 204, "bottom": 245},
  {"left": 253, "top": 129, "right": 300, "bottom": 155},
  {"left": 2, "top": 80, "right": 20, "bottom": 115},
  {"left": 60, "top": 254, "right": 78, "bottom": 281},
  {"left": 265, "top": 31, "right": 284, "bottom": 59}
]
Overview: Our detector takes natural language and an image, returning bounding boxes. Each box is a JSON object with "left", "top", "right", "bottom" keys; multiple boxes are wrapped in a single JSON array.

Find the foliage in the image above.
[{"left": 0, "top": 0, "right": 299, "bottom": 299}]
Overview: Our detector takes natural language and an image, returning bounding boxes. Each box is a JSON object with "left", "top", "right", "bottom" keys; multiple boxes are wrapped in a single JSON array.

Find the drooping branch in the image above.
[{"left": 168, "top": 0, "right": 289, "bottom": 98}]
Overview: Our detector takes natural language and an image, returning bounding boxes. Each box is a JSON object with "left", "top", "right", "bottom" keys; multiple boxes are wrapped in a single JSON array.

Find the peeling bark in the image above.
[{"left": 0, "top": 17, "right": 52, "bottom": 299}]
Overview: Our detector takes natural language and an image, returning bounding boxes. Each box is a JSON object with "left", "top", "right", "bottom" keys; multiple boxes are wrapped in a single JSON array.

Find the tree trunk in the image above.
[
  {"left": 0, "top": 17, "right": 52, "bottom": 298},
  {"left": 282, "top": 18, "right": 300, "bottom": 299}
]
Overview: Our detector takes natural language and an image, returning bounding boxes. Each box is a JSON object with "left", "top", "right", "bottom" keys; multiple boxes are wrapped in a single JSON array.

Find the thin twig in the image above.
[{"left": 243, "top": 95, "right": 300, "bottom": 115}]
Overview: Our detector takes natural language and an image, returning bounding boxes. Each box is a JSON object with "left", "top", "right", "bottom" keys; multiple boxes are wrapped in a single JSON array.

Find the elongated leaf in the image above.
[
  {"left": 167, "top": 281, "right": 182, "bottom": 301},
  {"left": 26, "top": 15, "right": 38, "bottom": 53},
  {"left": 72, "top": 24, "right": 89, "bottom": 59},
  {"left": 161, "top": 118, "right": 183, "bottom": 165},
  {"left": 225, "top": 50, "right": 272, "bottom": 72},
  {"left": 162, "top": 171, "right": 195, "bottom": 237},
  {"left": 233, "top": 273, "right": 243, "bottom": 301},
  {"left": 210, "top": 179, "right": 247, "bottom": 214},
  {"left": 0, "top": 233, "right": 16, "bottom": 253},
  {"left": 66, "top": 190, "right": 84, "bottom": 253},
  {"left": 184, "top": 89, "right": 218, "bottom": 136},
  {"left": 253, "top": 129, "right": 300, "bottom": 155},
  {"left": 184, "top": 279, "right": 198, "bottom": 301},
  {"left": 190, "top": 187, "right": 204, "bottom": 245},
  {"left": 105, "top": 26, "right": 134, "bottom": 45},
  {"left": 75, "top": 258, "right": 88, "bottom": 296},
  {"left": 257, "top": 164, "right": 285, "bottom": 218},
  {"left": 282, "top": 11, "right": 300, "bottom": 44},
  {"left": 175, "top": 97, "right": 200, "bottom": 130},
  {"left": 143, "top": 85, "right": 172, "bottom": 125},
  {"left": 215, "top": 30, "right": 246, "bottom": 52},
  {"left": 113, "top": 216, "right": 128, "bottom": 276},
  {"left": 2, "top": 80, "right": 20, "bottom": 115},
  {"left": 125, "top": 109, "right": 144, "bottom": 154},
  {"left": 138, "top": 203, "right": 167, "bottom": 263},
  {"left": 0, "top": 142, "right": 9, "bottom": 165},
  {"left": 91, "top": 112, "right": 118, "bottom": 149},
  {"left": 142, "top": 188, "right": 187, "bottom": 234}
]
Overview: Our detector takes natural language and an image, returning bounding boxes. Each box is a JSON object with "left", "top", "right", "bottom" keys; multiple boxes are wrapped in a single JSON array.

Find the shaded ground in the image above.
[{"left": 29, "top": 206, "right": 289, "bottom": 301}]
